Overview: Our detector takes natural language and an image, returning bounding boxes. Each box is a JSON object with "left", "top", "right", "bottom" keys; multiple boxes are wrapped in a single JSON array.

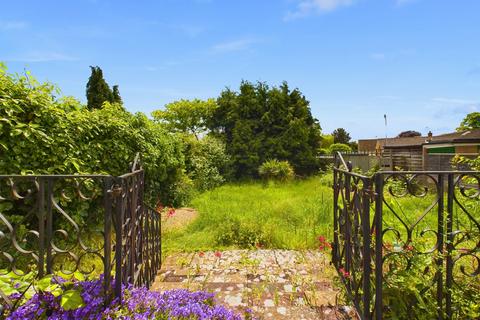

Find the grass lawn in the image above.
[{"left": 162, "top": 175, "right": 334, "bottom": 254}]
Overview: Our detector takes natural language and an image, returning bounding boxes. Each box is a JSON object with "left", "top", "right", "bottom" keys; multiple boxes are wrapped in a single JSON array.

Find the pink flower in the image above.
[
  {"left": 339, "top": 267, "right": 351, "bottom": 279},
  {"left": 214, "top": 251, "right": 222, "bottom": 258},
  {"left": 167, "top": 207, "right": 175, "bottom": 217},
  {"left": 317, "top": 235, "right": 332, "bottom": 251}
]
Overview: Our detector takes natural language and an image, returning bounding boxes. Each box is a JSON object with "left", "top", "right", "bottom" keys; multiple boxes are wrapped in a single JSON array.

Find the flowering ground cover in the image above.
[{"left": 4, "top": 276, "right": 249, "bottom": 319}]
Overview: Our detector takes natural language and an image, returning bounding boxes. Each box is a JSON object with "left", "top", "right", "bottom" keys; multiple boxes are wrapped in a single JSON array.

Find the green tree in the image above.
[
  {"left": 152, "top": 98, "right": 217, "bottom": 139},
  {"left": 329, "top": 143, "right": 352, "bottom": 153},
  {"left": 397, "top": 130, "right": 421, "bottom": 138},
  {"left": 332, "top": 128, "right": 351, "bottom": 144},
  {"left": 457, "top": 112, "right": 480, "bottom": 131},
  {"left": 210, "top": 81, "right": 322, "bottom": 178},
  {"left": 86, "top": 66, "right": 113, "bottom": 110},
  {"left": 112, "top": 85, "right": 123, "bottom": 104}
]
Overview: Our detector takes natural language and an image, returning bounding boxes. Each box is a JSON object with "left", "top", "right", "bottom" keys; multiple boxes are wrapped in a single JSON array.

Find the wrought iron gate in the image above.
[
  {"left": 333, "top": 153, "right": 480, "bottom": 319},
  {"left": 0, "top": 154, "right": 161, "bottom": 309}
]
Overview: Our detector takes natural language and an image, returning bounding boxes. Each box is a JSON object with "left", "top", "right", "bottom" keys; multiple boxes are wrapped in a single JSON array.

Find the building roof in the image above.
[
  {"left": 361, "top": 129, "right": 480, "bottom": 150},
  {"left": 426, "top": 129, "right": 480, "bottom": 144},
  {"left": 380, "top": 136, "right": 427, "bottom": 149}
]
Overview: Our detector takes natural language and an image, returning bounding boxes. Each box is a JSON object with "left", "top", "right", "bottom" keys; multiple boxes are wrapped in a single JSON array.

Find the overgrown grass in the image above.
[{"left": 163, "top": 176, "right": 333, "bottom": 254}]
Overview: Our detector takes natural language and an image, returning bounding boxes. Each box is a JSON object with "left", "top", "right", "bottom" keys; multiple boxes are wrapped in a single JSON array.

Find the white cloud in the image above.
[
  {"left": 172, "top": 24, "right": 204, "bottom": 38},
  {"left": 430, "top": 97, "right": 480, "bottom": 118},
  {"left": 285, "top": 0, "right": 355, "bottom": 20},
  {"left": 0, "top": 20, "right": 28, "bottom": 31},
  {"left": 211, "top": 38, "right": 257, "bottom": 53},
  {"left": 396, "top": 0, "right": 418, "bottom": 5},
  {"left": 370, "top": 53, "right": 386, "bottom": 60},
  {"left": 431, "top": 97, "right": 478, "bottom": 105},
  {"left": 7, "top": 52, "right": 78, "bottom": 62}
]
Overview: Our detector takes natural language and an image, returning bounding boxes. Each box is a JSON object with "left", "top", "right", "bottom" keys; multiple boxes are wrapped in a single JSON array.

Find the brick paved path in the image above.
[{"left": 151, "top": 250, "right": 357, "bottom": 320}]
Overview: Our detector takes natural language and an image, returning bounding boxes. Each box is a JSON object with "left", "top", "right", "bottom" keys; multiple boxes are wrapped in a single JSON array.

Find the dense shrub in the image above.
[
  {"left": 328, "top": 143, "right": 352, "bottom": 154},
  {"left": 183, "top": 135, "right": 230, "bottom": 192},
  {"left": 258, "top": 159, "right": 294, "bottom": 182},
  {"left": 214, "top": 217, "right": 268, "bottom": 248},
  {"left": 0, "top": 64, "right": 185, "bottom": 209}
]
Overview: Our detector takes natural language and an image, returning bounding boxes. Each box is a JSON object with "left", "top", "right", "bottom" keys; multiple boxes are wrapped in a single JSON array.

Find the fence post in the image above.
[
  {"left": 436, "top": 174, "right": 445, "bottom": 319},
  {"left": 45, "top": 179, "right": 53, "bottom": 274},
  {"left": 374, "top": 173, "right": 383, "bottom": 320},
  {"left": 114, "top": 179, "right": 124, "bottom": 300},
  {"left": 103, "top": 177, "right": 113, "bottom": 301},
  {"left": 445, "top": 174, "right": 454, "bottom": 319},
  {"left": 37, "top": 178, "right": 45, "bottom": 278},
  {"left": 333, "top": 169, "right": 339, "bottom": 264},
  {"left": 362, "top": 178, "right": 372, "bottom": 319}
]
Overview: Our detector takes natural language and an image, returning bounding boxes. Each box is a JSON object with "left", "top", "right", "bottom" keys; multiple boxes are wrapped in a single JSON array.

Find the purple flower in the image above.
[{"left": 6, "top": 276, "right": 248, "bottom": 320}]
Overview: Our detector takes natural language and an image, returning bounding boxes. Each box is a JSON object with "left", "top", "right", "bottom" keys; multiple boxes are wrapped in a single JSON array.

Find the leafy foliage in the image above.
[
  {"left": 328, "top": 143, "right": 352, "bottom": 153},
  {"left": 397, "top": 130, "right": 421, "bottom": 138},
  {"left": 85, "top": 66, "right": 115, "bottom": 110},
  {"left": 457, "top": 112, "right": 480, "bottom": 131},
  {"left": 3, "top": 275, "right": 247, "bottom": 319},
  {"left": 112, "top": 84, "right": 122, "bottom": 104},
  {"left": 258, "top": 159, "right": 294, "bottom": 182},
  {"left": 320, "top": 134, "right": 334, "bottom": 149},
  {"left": 152, "top": 98, "right": 217, "bottom": 139},
  {"left": 332, "top": 128, "right": 351, "bottom": 144},
  {"left": 183, "top": 135, "right": 230, "bottom": 192},
  {"left": 210, "top": 81, "right": 322, "bottom": 178},
  {"left": 0, "top": 64, "right": 185, "bottom": 208}
]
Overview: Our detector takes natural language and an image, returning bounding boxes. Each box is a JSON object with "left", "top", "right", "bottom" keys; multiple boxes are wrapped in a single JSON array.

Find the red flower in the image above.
[
  {"left": 339, "top": 267, "right": 351, "bottom": 279},
  {"left": 214, "top": 251, "right": 222, "bottom": 258},
  {"left": 198, "top": 251, "right": 205, "bottom": 257},
  {"left": 167, "top": 207, "right": 175, "bottom": 217},
  {"left": 317, "top": 235, "right": 332, "bottom": 251}
]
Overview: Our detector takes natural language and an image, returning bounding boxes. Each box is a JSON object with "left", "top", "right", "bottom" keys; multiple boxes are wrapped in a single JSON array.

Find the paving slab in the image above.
[{"left": 151, "top": 249, "right": 358, "bottom": 320}]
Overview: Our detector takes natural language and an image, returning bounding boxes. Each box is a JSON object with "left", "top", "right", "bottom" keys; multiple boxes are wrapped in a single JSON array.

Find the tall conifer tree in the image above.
[
  {"left": 86, "top": 66, "right": 113, "bottom": 109},
  {"left": 112, "top": 85, "right": 123, "bottom": 104}
]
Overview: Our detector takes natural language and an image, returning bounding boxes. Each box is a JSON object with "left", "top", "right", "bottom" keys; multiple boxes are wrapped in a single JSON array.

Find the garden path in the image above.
[{"left": 151, "top": 250, "right": 357, "bottom": 320}]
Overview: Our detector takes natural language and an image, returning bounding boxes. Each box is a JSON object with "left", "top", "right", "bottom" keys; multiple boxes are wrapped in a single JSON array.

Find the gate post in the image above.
[
  {"left": 333, "top": 169, "right": 339, "bottom": 264},
  {"left": 374, "top": 173, "right": 383, "bottom": 320},
  {"left": 362, "top": 178, "right": 372, "bottom": 319}
]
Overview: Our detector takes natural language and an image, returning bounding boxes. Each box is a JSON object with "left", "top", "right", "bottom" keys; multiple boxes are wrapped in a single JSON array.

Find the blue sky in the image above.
[{"left": 1, "top": 0, "right": 480, "bottom": 139}]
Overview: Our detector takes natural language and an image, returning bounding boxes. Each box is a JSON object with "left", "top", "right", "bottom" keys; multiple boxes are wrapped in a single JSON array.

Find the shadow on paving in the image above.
[{"left": 151, "top": 250, "right": 358, "bottom": 320}]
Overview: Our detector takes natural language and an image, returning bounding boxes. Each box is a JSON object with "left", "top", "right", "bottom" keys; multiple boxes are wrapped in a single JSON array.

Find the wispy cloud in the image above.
[
  {"left": 396, "top": 0, "right": 418, "bottom": 6},
  {"left": 430, "top": 97, "right": 480, "bottom": 118},
  {"left": 467, "top": 66, "right": 480, "bottom": 76},
  {"left": 211, "top": 38, "right": 258, "bottom": 53},
  {"left": 0, "top": 20, "right": 28, "bottom": 31},
  {"left": 285, "top": 0, "right": 355, "bottom": 21},
  {"left": 370, "top": 53, "right": 386, "bottom": 60},
  {"left": 7, "top": 51, "right": 78, "bottom": 62},
  {"left": 369, "top": 49, "right": 416, "bottom": 61},
  {"left": 431, "top": 97, "right": 478, "bottom": 105},
  {"left": 171, "top": 24, "right": 205, "bottom": 38}
]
